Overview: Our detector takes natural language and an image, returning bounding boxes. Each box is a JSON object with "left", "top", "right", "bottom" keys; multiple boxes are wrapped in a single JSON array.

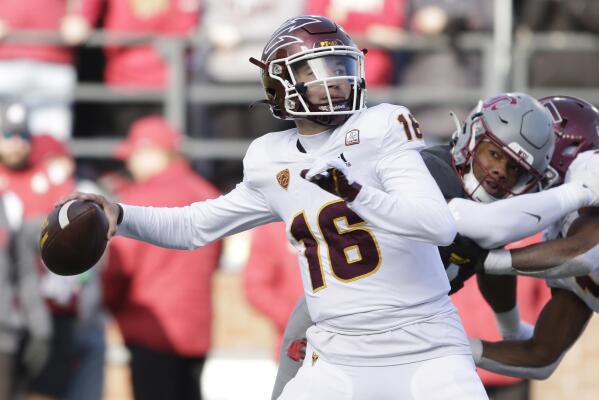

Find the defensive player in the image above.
[
  {"left": 60, "top": 16, "right": 488, "bottom": 399},
  {"left": 469, "top": 96, "right": 599, "bottom": 380},
  {"left": 271, "top": 93, "right": 599, "bottom": 399}
]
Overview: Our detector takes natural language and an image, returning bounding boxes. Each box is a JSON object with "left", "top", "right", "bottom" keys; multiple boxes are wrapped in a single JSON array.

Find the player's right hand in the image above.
[
  {"left": 566, "top": 150, "right": 599, "bottom": 207},
  {"left": 56, "top": 192, "right": 120, "bottom": 240}
]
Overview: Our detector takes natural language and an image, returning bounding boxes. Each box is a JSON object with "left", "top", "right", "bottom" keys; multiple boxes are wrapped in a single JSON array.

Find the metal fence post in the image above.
[{"left": 163, "top": 38, "right": 187, "bottom": 134}]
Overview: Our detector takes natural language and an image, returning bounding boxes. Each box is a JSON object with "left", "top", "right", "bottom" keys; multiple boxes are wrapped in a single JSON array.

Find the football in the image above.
[{"left": 40, "top": 200, "right": 109, "bottom": 276}]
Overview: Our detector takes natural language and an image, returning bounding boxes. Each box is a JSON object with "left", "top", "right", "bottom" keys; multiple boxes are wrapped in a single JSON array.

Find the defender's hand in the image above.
[
  {"left": 57, "top": 192, "right": 120, "bottom": 239},
  {"left": 301, "top": 158, "right": 362, "bottom": 202},
  {"left": 566, "top": 150, "right": 599, "bottom": 207}
]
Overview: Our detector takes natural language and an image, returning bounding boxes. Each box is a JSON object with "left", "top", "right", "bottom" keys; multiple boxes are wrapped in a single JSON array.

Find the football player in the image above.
[
  {"left": 468, "top": 96, "right": 599, "bottom": 380},
  {"left": 271, "top": 93, "right": 599, "bottom": 399},
  {"left": 60, "top": 16, "right": 489, "bottom": 399}
]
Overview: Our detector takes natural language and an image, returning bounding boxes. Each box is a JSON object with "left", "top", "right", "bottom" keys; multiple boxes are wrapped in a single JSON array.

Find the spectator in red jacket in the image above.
[
  {"left": 80, "top": 0, "right": 201, "bottom": 88},
  {"left": 243, "top": 222, "right": 304, "bottom": 358},
  {"left": 0, "top": 102, "right": 75, "bottom": 219},
  {"left": 451, "top": 233, "right": 550, "bottom": 400},
  {"left": 305, "top": 0, "right": 407, "bottom": 86},
  {"left": 0, "top": 0, "right": 92, "bottom": 141},
  {"left": 104, "top": 115, "right": 221, "bottom": 400},
  {"left": 0, "top": 102, "right": 86, "bottom": 399}
]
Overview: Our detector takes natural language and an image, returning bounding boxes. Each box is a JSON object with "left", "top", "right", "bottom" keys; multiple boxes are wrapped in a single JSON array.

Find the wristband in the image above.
[{"left": 483, "top": 249, "right": 513, "bottom": 275}]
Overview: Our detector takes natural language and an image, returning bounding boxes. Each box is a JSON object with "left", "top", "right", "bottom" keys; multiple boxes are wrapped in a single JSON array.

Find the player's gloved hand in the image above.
[
  {"left": 301, "top": 157, "right": 362, "bottom": 202},
  {"left": 566, "top": 150, "right": 599, "bottom": 207},
  {"left": 23, "top": 336, "right": 50, "bottom": 377},
  {"left": 286, "top": 338, "right": 307, "bottom": 362},
  {"left": 438, "top": 234, "right": 489, "bottom": 273}
]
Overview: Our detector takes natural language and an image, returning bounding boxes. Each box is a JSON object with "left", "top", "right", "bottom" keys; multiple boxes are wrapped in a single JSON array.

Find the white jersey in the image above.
[{"left": 118, "top": 104, "right": 466, "bottom": 364}]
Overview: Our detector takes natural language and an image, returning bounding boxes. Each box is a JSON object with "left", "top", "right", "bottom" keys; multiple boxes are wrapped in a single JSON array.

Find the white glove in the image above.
[
  {"left": 303, "top": 157, "right": 355, "bottom": 184},
  {"left": 566, "top": 150, "right": 599, "bottom": 207},
  {"left": 302, "top": 156, "right": 361, "bottom": 202}
]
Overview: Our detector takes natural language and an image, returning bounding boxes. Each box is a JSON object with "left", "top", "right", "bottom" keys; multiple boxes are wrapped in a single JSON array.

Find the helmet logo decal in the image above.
[
  {"left": 264, "top": 16, "right": 322, "bottom": 61},
  {"left": 482, "top": 95, "right": 518, "bottom": 110},
  {"left": 276, "top": 168, "right": 290, "bottom": 190},
  {"left": 318, "top": 40, "right": 341, "bottom": 47}
]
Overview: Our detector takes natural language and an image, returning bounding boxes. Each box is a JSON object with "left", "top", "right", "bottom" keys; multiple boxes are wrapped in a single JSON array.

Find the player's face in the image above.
[
  {"left": 292, "top": 55, "right": 353, "bottom": 106},
  {"left": 126, "top": 147, "right": 171, "bottom": 182},
  {"left": 473, "top": 141, "right": 525, "bottom": 198}
]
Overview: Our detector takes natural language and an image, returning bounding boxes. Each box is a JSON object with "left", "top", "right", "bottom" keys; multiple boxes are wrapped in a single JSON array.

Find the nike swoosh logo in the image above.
[{"left": 523, "top": 212, "right": 542, "bottom": 223}]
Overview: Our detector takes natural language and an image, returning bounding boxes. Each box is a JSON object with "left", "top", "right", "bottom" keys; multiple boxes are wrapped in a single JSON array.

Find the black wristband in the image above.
[{"left": 116, "top": 203, "right": 124, "bottom": 225}]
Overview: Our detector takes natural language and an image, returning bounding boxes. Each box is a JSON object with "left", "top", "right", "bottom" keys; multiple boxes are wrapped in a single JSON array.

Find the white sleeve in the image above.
[
  {"left": 117, "top": 181, "right": 278, "bottom": 250},
  {"left": 349, "top": 146, "right": 456, "bottom": 246},
  {"left": 485, "top": 244, "right": 599, "bottom": 278},
  {"left": 448, "top": 182, "right": 592, "bottom": 249}
]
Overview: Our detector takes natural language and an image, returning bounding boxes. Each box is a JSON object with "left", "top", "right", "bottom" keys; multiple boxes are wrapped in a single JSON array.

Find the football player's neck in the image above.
[{"left": 295, "top": 118, "right": 332, "bottom": 136}]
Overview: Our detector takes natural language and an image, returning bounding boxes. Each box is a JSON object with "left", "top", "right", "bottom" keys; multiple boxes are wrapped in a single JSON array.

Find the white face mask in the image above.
[{"left": 462, "top": 168, "right": 499, "bottom": 203}]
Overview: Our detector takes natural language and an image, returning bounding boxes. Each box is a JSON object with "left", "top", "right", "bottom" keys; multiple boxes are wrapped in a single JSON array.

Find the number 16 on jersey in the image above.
[{"left": 290, "top": 199, "right": 382, "bottom": 292}]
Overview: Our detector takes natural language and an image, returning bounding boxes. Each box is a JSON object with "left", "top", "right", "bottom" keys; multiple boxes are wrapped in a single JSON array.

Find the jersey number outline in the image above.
[
  {"left": 290, "top": 200, "right": 382, "bottom": 292},
  {"left": 398, "top": 113, "right": 422, "bottom": 141}
]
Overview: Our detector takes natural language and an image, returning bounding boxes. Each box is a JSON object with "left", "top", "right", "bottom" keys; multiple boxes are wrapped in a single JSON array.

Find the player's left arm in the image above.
[
  {"left": 448, "top": 180, "right": 594, "bottom": 249},
  {"left": 484, "top": 208, "right": 599, "bottom": 278},
  {"left": 451, "top": 149, "right": 599, "bottom": 250},
  {"left": 471, "top": 288, "right": 592, "bottom": 379}
]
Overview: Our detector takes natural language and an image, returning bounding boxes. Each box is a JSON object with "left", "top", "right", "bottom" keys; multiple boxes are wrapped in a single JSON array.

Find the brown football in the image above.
[{"left": 40, "top": 200, "right": 109, "bottom": 276}]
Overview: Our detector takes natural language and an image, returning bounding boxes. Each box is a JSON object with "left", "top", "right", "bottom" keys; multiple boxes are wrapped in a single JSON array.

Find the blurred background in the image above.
[{"left": 0, "top": 0, "right": 598, "bottom": 399}]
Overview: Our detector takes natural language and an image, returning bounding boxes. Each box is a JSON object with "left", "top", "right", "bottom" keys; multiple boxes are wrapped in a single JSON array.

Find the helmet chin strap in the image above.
[{"left": 463, "top": 169, "right": 499, "bottom": 203}]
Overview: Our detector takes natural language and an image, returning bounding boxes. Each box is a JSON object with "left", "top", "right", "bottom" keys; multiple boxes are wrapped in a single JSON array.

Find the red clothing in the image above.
[
  {"left": 451, "top": 233, "right": 550, "bottom": 387},
  {"left": 81, "top": 0, "right": 200, "bottom": 87},
  {"left": 305, "top": 0, "right": 406, "bottom": 86},
  {"left": 243, "top": 222, "right": 304, "bottom": 357},
  {"left": 0, "top": 1, "right": 81, "bottom": 64},
  {"left": 0, "top": 136, "right": 75, "bottom": 219},
  {"left": 0, "top": 135, "right": 76, "bottom": 313},
  {"left": 103, "top": 159, "right": 221, "bottom": 356}
]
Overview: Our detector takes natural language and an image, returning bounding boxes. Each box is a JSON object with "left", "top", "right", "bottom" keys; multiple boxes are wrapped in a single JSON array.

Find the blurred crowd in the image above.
[{"left": 0, "top": 0, "right": 597, "bottom": 399}]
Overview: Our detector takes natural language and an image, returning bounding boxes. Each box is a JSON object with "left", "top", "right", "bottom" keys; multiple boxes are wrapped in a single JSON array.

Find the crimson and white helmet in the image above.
[
  {"left": 539, "top": 95, "right": 599, "bottom": 184},
  {"left": 250, "top": 15, "right": 366, "bottom": 126},
  {"left": 451, "top": 93, "right": 558, "bottom": 202}
]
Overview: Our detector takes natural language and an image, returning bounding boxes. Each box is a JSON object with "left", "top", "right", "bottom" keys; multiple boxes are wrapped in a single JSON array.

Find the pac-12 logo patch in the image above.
[
  {"left": 345, "top": 129, "right": 360, "bottom": 146},
  {"left": 276, "top": 169, "right": 290, "bottom": 189}
]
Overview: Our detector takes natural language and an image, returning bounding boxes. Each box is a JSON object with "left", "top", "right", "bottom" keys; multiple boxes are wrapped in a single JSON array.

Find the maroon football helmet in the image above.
[
  {"left": 250, "top": 15, "right": 366, "bottom": 126},
  {"left": 539, "top": 95, "right": 599, "bottom": 183}
]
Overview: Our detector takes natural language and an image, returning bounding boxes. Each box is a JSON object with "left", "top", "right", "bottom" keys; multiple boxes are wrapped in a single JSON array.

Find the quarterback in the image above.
[
  {"left": 61, "top": 16, "right": 490, "bottom": 399},
  {"left": 271, "top": 92, "right": 599, "bottom": 399}
]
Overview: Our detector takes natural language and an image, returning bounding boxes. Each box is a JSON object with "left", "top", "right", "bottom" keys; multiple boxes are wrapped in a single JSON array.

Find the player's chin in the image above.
[{"left": 481, "top": 181, "right": 505, "bottom": 198}]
